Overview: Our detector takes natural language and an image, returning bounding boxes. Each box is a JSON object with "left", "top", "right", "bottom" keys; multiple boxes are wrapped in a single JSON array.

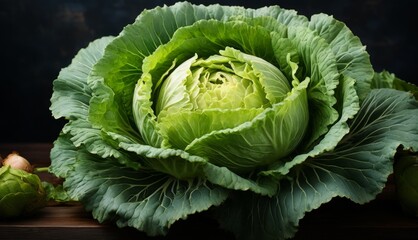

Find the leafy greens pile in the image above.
[{"left": 49, "top": 2, "right": 418, "bottom": 239}]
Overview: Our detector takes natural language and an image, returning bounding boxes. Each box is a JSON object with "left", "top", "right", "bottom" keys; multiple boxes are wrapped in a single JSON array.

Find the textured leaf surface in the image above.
[
  {"left": 63, "top": 150, "right": 228, "bottom": 236},
  {"left": 215, "top": 89, "right": 418, "bottom": 240},
  {"left": 50, "top": 37, "right": 113, "bottom": 120}
]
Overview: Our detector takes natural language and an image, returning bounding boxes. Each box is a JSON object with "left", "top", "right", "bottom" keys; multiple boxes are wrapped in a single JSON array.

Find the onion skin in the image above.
[{"left": 1, "top": 152, "right": 33, "bottom": 173}]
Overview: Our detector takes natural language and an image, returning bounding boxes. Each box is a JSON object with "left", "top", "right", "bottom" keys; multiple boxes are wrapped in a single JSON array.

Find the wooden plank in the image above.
[{"left": 0, "top": 205, "right": 234, "bottom": 240}]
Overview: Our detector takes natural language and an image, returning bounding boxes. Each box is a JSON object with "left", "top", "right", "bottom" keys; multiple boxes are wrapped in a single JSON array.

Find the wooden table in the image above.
[{"left": 1, "top": 143, "right": 418, "bottom": 240}]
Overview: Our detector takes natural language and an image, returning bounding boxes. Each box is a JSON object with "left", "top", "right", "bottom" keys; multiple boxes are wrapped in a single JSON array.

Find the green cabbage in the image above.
[
  {"left": 0, "top": 166, "right": 46, "bottom": 218},
  {"left": 49, "top": 2, "right": 418, "bottom": 239}
]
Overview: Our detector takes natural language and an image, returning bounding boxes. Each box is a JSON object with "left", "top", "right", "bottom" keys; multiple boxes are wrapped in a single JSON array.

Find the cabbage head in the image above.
[
  {"left": 0, "top": 166, "right": 46, "bottom": 218},
  {"left": 49, "top": 2, "right": 418, "bottom": 239}
]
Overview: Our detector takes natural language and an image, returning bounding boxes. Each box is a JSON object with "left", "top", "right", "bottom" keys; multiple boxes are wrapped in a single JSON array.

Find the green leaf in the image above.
[
  {"left": 309, "top": 14, "right": 374, "bottom": 102},
  {"left": 222, "top": 47, "right": 290, "bottom": 104},
  {"left": 158, "top": 108, "right": 264, "bottom": 150},
  {"left": 50, "top": 36, "right": 114, "bottom": 120},
  {"left": 118, "top": 141, "right": 207, "bottom": 180},
  {"left": 270, "top": 36, "right": 300, "bottom": 81},
  {"left": 251, "top": 5, "right": 308, "bottom": 28},
  {"left": 64, "top": 150, "right": 228, "bottom": 236},
  {"left": 262, "top": 76, "right": 359, "bottom": 178},
  {"left": 62, "top": 119, "right": 142, "bottom": 170},
  {"left": 49, "top": 134, "right": 78, "bottom": 179},
  {"left": 42, "top": 182, "right": 73, "bottom": 203},
  {"left": 48, "top": 35, "right": 140, "bottom": 167},
  {"left": 140, "top": 20, "right": 276, "bottom": 85},
  {"left": 287, "top": 25, "right": 340, "bottom": 148},
  {"left": 372, "top": 70, "right": 418, "bottom": 99},
  {"left": 118, "top": 138, "right": 277, "bottom": 196},
  {"left": 88, "top": 75, "right": 144, "bottom": 146},
  {"left": 215, "top": 88, "right": 418, "bottom": 240},
  {"left": 131, "top": 72, "right": 164, "bottom": 147},
  {"left": 204, "top": 163, "right": 277, "bottom": 197}
]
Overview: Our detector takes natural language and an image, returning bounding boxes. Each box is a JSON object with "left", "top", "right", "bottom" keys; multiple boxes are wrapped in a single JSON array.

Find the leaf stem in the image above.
[{"left": 34, "top": 167, "right": 50, "bottom": 173}]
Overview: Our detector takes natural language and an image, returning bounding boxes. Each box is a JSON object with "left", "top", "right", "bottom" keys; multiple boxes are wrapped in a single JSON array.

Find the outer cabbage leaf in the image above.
[
  {"left": 286, "top": 25, "right": 340, "bottom": 148},
  {"left": 261, "top": 13, "right": 374, "bottom": 177},
  {"left": 118, "top": 140, "right": 278, "bottom": 197},
  {"left": 215, "top": 88, "right": 418, "bottom": 240},
  {"left": 51, "top": 135, "right": 228, "bottom": 235},
  {"left": 49, "top": 37, "right": 141, "bottom": 168},
  {"left": 65, "top": 150, "right": 228, "bottom": 236},
  {"left": 262, "top": 75, "right": 359, "bottom": 178},
  {"left": 49, "top": 135, "right": 78, "bottom": 179},
  {"left": 309, "top": 14, "right": 374, "bottom": 102},
  {"left": 50, "top": 36, "right": 114, "bottom": 120},
  {"left": 372, "top": 70, "right": 418, "bottom": 99}
]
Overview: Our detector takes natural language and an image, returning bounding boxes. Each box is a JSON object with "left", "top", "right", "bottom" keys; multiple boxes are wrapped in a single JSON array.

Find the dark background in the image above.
[{"left": 0, "top": 0, "right": 417, "bottom": 143}]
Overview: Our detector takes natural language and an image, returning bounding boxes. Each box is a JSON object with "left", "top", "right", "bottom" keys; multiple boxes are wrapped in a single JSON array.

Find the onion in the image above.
[{"left": 1, "top": 152, "right": 33, "bottom": 173}]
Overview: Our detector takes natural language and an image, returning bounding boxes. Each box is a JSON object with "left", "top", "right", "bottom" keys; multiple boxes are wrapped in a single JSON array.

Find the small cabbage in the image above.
[{"left": 0, "top": 166, "right": 46, "bottom": 218}]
